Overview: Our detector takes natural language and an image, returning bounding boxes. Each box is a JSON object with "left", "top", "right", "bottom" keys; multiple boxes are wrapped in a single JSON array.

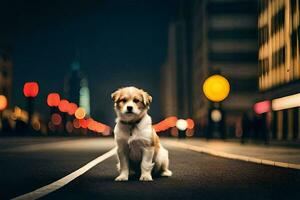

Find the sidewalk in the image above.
[{"left": 164, "top": 138, "right": 300, "bottom": 169}]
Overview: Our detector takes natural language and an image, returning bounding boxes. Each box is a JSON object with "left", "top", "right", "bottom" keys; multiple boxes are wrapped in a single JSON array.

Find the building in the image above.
[
  {"left": 65, "top": 58, "right": 90, "bottom": 116},
  {"left": 161, "top": 21, "right": 189, "bottom": 119},
  {"left": 161, "top": 0, "right": 259, "bottom": 138},
  {"left": 257, "top": 0, "right": 300, "bottom": 140},
  {"left": 0, "top": 49, "right": 13, "bottom": 106}
]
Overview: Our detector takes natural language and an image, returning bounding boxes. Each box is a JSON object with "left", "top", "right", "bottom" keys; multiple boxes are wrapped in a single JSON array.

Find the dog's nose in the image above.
[{"left": 127, "top": 106, "right": 133, "bottom": 112}]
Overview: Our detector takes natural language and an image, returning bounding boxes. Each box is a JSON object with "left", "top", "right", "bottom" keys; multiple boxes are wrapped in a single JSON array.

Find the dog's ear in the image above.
[
  {"left": 111, "top": 89, "right": 121, "bottom": 102},
  {"left": 141, "top": 90, "right": 152, "bottom": 107}
]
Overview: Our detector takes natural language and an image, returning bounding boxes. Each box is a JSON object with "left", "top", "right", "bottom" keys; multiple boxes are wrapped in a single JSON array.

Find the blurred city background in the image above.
[
  {"left": 1, "top": 0, "right": 300, "bottom": 200},
  {"left": 0, "top": 0, "right": 299, "bottom": 141}
]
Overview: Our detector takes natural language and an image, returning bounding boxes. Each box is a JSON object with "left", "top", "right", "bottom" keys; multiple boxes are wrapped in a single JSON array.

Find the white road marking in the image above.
[
  {"left": 165, "top": 140, "right": 300, "bottom": 170},
  {"left": 12, "top": 147, "right": 117, "bottom": 200}
]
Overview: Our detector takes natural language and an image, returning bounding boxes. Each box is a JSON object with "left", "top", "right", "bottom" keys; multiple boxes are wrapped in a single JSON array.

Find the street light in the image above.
[
  {"left": 203, "top": 74, "right": 230, "bottom": 139},
  {"left": 203, "top": 74, "right": 230, "bottom": 102},
  {"left": 176, "top": 119, "right": 187, "bottom": 139},
  {"left": 23, "top": 82, "right": 39, "bottom": 131}
]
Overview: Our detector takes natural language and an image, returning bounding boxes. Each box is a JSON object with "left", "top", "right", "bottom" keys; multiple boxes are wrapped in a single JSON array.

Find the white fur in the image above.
[{"left": 114, "top": 113, "right": 172, "bottom": 181}]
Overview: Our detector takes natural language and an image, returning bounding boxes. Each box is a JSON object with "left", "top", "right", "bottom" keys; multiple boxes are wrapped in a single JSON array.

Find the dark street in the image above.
[
  {"left": 1, "top": 137, "right": 300, "bottom": 200},
  {"left": 1, "top": 0, "right": 300, "bottom": 199}
]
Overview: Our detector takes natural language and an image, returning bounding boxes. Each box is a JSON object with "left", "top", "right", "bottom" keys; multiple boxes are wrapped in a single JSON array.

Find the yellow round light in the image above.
[
  {"left": 75, "top": 107, "right": 86, "bottom": 119},
  {"left": 203, "top": 75, "right": 230, "bottom": 102}
]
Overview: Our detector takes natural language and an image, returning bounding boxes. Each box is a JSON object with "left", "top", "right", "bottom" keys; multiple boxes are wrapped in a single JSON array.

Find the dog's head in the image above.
[{"left": 111, "top": 86, "right": 152, "bottom": 122}]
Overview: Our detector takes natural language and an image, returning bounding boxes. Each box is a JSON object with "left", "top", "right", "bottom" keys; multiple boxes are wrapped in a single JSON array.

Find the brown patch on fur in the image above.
[
  {"left": 152, "top": 128, "right": 160, "bottom": 156},
  {"left": 111, "top": 87, "right": 152, "bottom": 109}
]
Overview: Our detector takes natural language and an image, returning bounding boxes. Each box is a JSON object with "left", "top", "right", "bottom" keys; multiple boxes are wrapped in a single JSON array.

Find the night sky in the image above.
[{"left": 0, "top": 0, "right": 180, "bottom": 124}]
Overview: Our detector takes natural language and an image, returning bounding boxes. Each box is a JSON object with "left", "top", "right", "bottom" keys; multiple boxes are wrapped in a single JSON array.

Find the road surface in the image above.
[{"left": 0, "top": 137, "right": 300, "bottom": 200}]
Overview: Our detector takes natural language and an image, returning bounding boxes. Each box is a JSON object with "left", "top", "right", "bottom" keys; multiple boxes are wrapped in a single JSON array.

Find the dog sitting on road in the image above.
[{"left": 111, "top": 86, "right": 172, "bottom": 181}]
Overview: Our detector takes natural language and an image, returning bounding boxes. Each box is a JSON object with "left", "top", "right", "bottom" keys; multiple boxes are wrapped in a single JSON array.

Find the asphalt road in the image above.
[{"left": 1, "top": 137, "right": 300, "bottom": 200}]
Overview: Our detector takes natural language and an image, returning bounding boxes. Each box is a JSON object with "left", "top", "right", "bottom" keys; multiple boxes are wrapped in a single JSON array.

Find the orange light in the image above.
[
  {"left": 51, "top": 113, "right": 62, "bottom": 125},
  {"left": 153, "top": 116, "right": 178, "bottom": 132},
  {"left": 186, "top": 118, "right": 195, "bottom": 129},
  {"left": 58, "top": 99, "right": 69, "bottom": 112},
  {"left": 67, "top": 103, "right": 78, "bottom": 115},
  {"left": 79, "top": 119, "right": 88, "bottom": 128},
  {"left": 75, "top": 107, "right": 86, "bottom": 119},
  {"left": 23, "top": 82, "right": 39, "bottom": 97},
  {"left": 0, "top": 95, "right": 8, "bottom": 111},
  {"left": 47, "top": 93, "right": 60, "bottom": 107},
  {"left": 165, "top": 116, "right": 178, "bottom": 127},
  {"left": 87, "top": 119, "right": 96, "bottom": 131}
]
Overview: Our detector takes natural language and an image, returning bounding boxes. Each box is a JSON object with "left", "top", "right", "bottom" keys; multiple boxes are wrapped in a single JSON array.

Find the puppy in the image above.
[{"left": 112, "top": 86, "right": 172, "bottom": 181}]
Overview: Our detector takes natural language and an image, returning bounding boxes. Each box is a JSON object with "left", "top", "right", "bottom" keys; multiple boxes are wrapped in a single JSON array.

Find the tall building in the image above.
[
  {"left": 0, "top": 49, "right": 13, "bottom": 106},
  {"left": 258, "top": 0, "right": 300, "bottom": 140},
  {"left": 161, "top": 21, "right": 190, "bottom": 119},
  {"left": 65, "top": 58, "right": 90, "bottom": 116},
  {"left": 161, "top": 0, "right": 259, "bottom": 137}
]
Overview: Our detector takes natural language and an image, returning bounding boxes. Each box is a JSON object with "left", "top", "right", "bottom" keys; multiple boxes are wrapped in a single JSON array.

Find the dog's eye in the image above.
[
  {"left": 119, "top": 99, "right": 127, "bottom": 103},
  {"left": 133, "top": 99, "right": 140, "bottom": 103}
]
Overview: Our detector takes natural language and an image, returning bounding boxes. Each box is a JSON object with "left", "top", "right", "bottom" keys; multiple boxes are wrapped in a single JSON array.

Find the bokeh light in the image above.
[
  {"left": 176, "top": 119, "right": 188, "bottom": 131},
  {"left": 58, "top": 99, "right": 70, "bottom": 112},
  {"left": 0, "top": 95, "right": 8, "bottom": 111},
  {"left": 203, "top": 75, "right": 230, "bottom": 102},
  {"left": 23, "top": 82, "right": 39, "bottom": 97},
  {"left": 51, "top": 113, "right": 62, "bottom": 125},
  {"left": 211, "top": 109, "right": 222, "bottom": 122},
  {"left": 75, "top": 107, "right": 86, "bottom": 119},
  {"left": 73, "top": 119, "right": 81, "bottom": 129},
  {"left": 47, "top": 93, "right": 60, "bottom": 107},
  {"left": 67, "top": 103, "right": 78, "bottom": 115},
  {"left": 186, "top": 118, "right": 195, "bottom": 129}
]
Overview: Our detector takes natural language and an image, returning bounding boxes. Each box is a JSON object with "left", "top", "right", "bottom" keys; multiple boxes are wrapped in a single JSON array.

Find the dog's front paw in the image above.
[
  {"left": 161, "top": 169, "right": 172, "bottom": 177},
  {"left": 139, "top": 173, "right": 153, "bottom": 181},
  {"left": 115, "top": 174, "right": 129, "bottom": 181}
]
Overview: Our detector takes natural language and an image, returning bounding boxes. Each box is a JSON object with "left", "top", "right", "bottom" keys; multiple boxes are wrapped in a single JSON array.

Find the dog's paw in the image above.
[
  {"left": 161, "top": 169, "right": 172, "bottom": 177},
  {"left": 139, "top": 174, "right": 153, "bottom": 181},
  {"left": 115, "top": 174, "right": 129, "bottom": 181}
]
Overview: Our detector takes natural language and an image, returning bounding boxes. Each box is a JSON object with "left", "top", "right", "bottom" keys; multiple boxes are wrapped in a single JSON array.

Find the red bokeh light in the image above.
[
  {"left": 165, "top": 116, "right": 178, "bottom": 127},
  {"left": 186, "top": 118, "right": 195, "bottom": 129},
  {"left": 79, "top": 119, "right": 88, "bottom": 128},
  {"left": 254, "top": 100, "right": 271, "bottom": 114},
  {"left": 153, "top": 116, "right": 178, "bottom": 132},
  {"left": 58, "top": 99, "right": 69, "bottom": 112},
  {"left": 67, "top": 103, "right": 78, "bottom": 115},
  {"left": 51, "top": 113, "right": 62, "bottom": 126},
  {"left": 23, "top": 82, "right": 39, "bottom": 97},
  {"left": 73, "top": 119, "right": 80, "bottom": 129},
  {"left": 47, "top": 93, "right": 60, "bottom": 107}
]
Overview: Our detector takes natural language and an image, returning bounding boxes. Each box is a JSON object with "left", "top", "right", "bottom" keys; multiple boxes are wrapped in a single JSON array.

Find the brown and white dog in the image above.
[{"left": 111, "top": 86, "right": 172, "bottom": 181}]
